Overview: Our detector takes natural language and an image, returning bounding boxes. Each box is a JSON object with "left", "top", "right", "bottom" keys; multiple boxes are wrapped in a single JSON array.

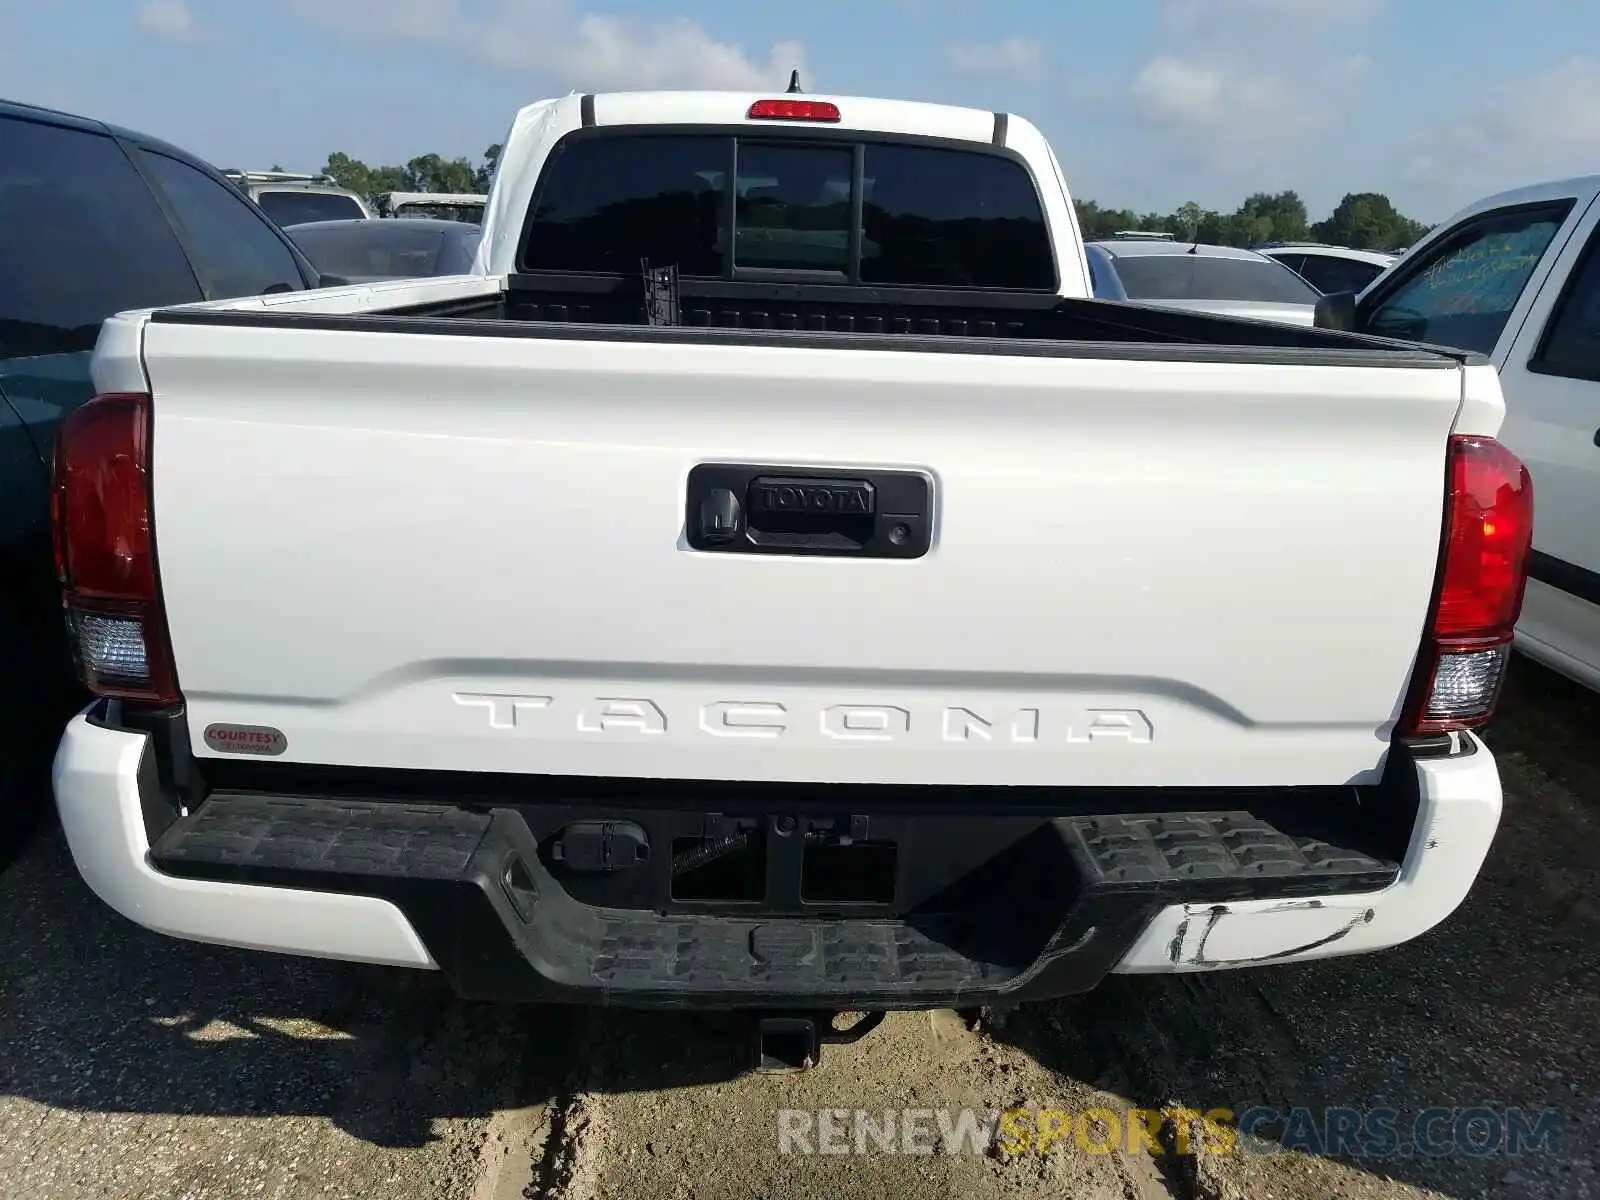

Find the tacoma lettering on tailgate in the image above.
[{"left": 452, "top": 693, "right": 1153, "bottom": 744}]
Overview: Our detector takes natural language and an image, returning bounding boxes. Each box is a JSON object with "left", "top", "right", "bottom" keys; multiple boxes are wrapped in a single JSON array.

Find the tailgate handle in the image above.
[
  {"left": 745, "top": 476, "right": 875, "bottom": 550},
  {"left": 686, "top": 465, "right": 931, "bottom": 558}
]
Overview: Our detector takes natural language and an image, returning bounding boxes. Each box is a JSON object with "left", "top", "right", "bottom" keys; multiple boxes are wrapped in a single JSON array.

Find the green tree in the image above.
[
  {"left": 1173, "top": 201, "right": 1204, "bottom": 241},
  {"left": 1194, "top": 209, "right": 1230, "bottom": 244},
  {"left": 475, "top": 143, "right": 503, "bottom": 191},
  {"left": 321, "top": 152, "right": 372, "bottom": 195},
  {"left": 1236, "top": 191, "right": 1309, "bottom": 243},
  {"left": 402, "top": 153, "right": 479, "bottom": 193},
  {"left": 322, "top": 151, "right": 485, "bottom": 200},
  {"left": 1073, "top": 200, "right": 1143, "bottom": 240},
  {"left": 370, "top": 165, "right": 406, "bottom": 193},
  {"left": 1311, "top": 192, "right": 1428, "bottom": 250}
]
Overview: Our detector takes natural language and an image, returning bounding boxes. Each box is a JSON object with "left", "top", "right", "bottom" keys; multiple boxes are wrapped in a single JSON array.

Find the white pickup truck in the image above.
[{"left": 52, "top": 91, "right": 1530, "bottom": 1033}]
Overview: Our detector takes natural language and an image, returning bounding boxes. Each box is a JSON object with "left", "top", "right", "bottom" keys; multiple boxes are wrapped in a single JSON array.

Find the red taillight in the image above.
[
  {"left": 1400, "top": 435, "right": 1533, "bottom": 737},
  {"left": 51, "top": 392, "right": 180, "bottom": 706},
  {"left": 747, "top": 99, "right": 841, "bottom": 122},
  {"left": 1433, "top": 437, "right": 1534, "bottom": 636}
]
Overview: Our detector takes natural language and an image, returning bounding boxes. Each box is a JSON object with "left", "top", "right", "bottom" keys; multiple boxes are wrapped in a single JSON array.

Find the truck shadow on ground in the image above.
[
  {"left": 0, "top": 830, "right": 756, "bottom": 1150},
  {"left": 989, "top": 659, "right": 1600, "bottom": 1198}
]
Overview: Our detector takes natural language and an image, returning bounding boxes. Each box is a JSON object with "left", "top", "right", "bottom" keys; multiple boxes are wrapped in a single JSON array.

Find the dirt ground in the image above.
[{"left": 1, "top": 657, "right": 1595, "bottom": 1200}]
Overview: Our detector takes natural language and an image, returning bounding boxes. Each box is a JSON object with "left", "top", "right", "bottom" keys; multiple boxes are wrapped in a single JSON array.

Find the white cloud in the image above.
[
  {"left": 945, "top": 36, "right": 1044, "bottom": 84},
  {"left": 1162, "top": 0, "right": 1382, "bottom": 35},
  {"left": 277, "top": 0, "right": 806, "bottom": 92},
  {"left": 137, "top": 0, "right": 206, "bottom": 42},
  {"left": 1131, "top": 53, "right": 1368, "bottom": 141},
  {"left": 1402, "top": 57, "right": 1600, "bottom": 211},
  {"left": 1125, "top": 0, "right": 1381, "bottom": 193}
]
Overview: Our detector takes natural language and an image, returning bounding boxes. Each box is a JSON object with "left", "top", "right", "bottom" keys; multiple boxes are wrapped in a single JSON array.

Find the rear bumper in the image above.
[
  {"left": 51, "top": 710, "right": 435, "bottom": 969},
  {"left": 53, "top": 708, "right": 1502, "bottom": 1007},
  {"left": 1113, "top": 738, "right": 1501, "bottom": 972}
]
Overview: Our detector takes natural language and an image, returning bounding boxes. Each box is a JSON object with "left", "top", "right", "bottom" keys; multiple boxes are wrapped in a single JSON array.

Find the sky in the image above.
[{"left": 4, "top": 0, "right": 1599, "bottom": 223}]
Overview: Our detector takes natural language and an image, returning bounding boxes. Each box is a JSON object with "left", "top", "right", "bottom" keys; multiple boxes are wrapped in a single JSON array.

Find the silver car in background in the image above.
[
  {"left": 1089, "top": 238, "right": 1323, "bottom": 325},
  {"left": 282, "top": 217, "right": 482, "bottom": 283},
  {"left": 222, "top": 170, "right": 375, "bottom": 225}
]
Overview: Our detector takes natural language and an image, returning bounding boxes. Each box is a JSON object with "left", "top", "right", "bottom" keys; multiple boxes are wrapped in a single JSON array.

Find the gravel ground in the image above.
[{"left": 0, "top": 656, "right": 1594, "bottom": 1199}]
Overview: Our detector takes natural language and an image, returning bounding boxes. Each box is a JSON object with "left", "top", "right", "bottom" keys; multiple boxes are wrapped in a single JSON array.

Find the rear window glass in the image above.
[
  {"left": 521, "top": 132, "right": 1055, "bottom": 289},
  {"left": 1294, "top": 254, "right": 1387, "bottom": 295},
  {"left": 523, "top": 135, "right": 727, "bottom": 275},
  {"left": 1112, "top": 255, "right": 1320, "bottom": 304},
  {"left": 1363, "top": 204, "right": 1572, "bottom": 355},
  {"left": 391, "top": 202, "right": 483, "bottom": 223},
  {"left": 734, "top": 142, "right": 853, "bottom": 272},
  {"left": 1531, "top": 226, "right": 1600, "bottom": 381},
  {"left": 286, "top": 223, "right": 448, "bottom": 279},
  {"left": 256, "top": 189, "right": 367, "bottom": 227},
  {"left": 860, "top": 144, "right": 1053, "bottom": 289}
]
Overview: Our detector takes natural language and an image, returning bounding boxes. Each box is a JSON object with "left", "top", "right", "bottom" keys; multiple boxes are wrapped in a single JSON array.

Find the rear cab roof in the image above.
[
  {"left": 0, "top": 96, "right": 228, "bottom": 177},
  {"left": 584, "top": 90, "right": 1005, "bottom": 139},
  {"left": 475, "top": 89, "right": 1090, "bottom": 295}
]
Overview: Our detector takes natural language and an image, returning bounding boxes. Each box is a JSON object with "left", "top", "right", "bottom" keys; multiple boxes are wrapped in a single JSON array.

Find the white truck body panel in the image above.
[{"left": 104, "top": 312, "right": 1489, "bottom": 788}]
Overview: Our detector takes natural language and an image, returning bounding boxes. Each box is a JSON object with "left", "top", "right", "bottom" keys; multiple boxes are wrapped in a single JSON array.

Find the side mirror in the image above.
[
  {"left": 1313, "top": 291, "right": 1359, "bottom": 331},
  {"left": 317, "top": 272, "right": 351, "bottom": 289}
]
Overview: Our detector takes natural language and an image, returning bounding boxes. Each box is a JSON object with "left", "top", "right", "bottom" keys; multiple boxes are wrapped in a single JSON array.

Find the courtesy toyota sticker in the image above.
[{"left": 203, "top": 724, "right": 288, "bottom": 756}]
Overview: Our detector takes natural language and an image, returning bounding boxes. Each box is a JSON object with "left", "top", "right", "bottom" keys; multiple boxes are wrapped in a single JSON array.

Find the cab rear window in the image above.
[
  {"left": 520, "top": 132, "right": 1055, "bottom": 290},
  {"left": 256, "top": 189, "right": 367, "bottom": 227}
]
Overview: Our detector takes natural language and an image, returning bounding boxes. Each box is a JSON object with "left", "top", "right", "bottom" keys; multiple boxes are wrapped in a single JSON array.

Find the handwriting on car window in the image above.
[{"left": 1419, "top": 226, "right": 1557, "bottom": 314}]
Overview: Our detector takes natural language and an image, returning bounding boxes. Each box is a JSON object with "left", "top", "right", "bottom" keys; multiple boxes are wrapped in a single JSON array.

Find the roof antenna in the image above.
[{"left": 786, "top": 69, "right": 803, "bottom": 94}]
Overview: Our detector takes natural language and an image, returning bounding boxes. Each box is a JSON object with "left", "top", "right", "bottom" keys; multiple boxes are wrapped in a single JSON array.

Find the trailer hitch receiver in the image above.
[{"left": 752, "top": 1010, "right": 886, "bottom": 1072}]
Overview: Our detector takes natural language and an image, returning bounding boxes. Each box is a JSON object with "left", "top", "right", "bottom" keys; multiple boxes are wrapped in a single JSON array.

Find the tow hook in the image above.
[{"left": 752, "top": 1010, "right": 887, "bottom": 1072}]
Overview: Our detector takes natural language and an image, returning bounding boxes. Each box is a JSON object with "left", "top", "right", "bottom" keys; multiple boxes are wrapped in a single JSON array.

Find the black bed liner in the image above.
[{"left": 148, "top": 270, "right": 1478, "bottom": 369}]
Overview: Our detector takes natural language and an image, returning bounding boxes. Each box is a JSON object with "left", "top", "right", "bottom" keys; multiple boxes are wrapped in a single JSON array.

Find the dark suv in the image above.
[{"left": 0, "top": 99, "right": 327, "bottom": 856}]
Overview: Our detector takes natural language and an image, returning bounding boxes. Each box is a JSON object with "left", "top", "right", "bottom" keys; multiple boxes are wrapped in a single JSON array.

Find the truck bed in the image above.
[{"left": 151, "top": 270, "right": 1473, "bottom": 365}]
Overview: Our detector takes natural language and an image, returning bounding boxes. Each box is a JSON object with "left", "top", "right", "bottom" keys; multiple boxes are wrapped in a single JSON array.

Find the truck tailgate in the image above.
[{"left": 139, "top": 323, "right": 1464, "bottom": 787}]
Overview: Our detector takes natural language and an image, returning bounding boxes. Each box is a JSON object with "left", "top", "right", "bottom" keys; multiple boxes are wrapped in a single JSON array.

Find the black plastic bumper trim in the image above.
[{"left": 150, "top": 795, "right": 1400, "bottom": 1008}]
